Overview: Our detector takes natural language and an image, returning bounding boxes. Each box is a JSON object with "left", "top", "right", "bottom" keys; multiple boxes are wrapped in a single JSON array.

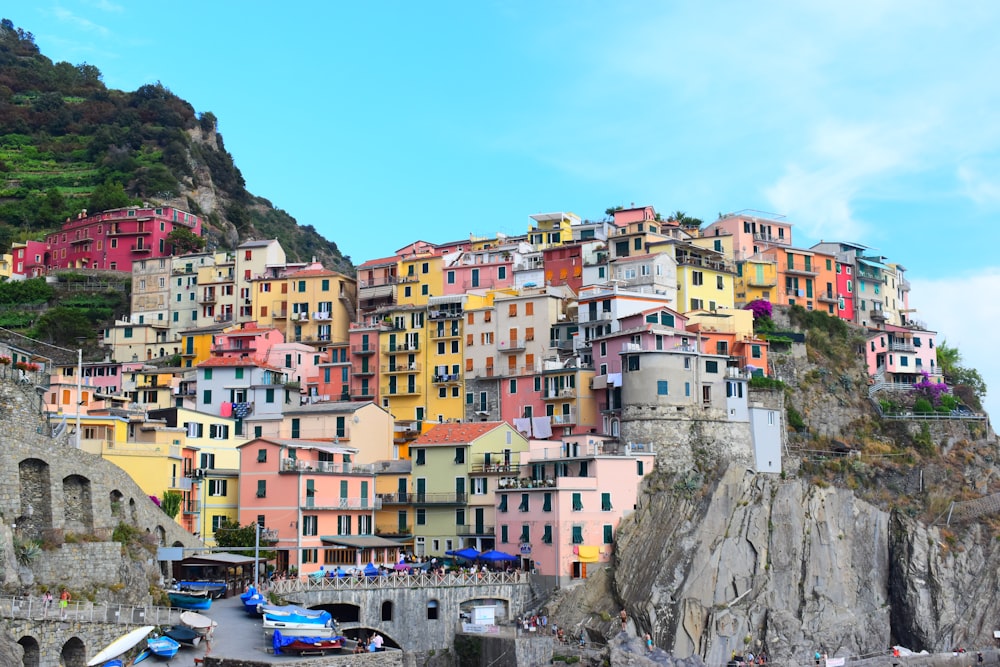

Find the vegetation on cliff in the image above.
[{"left": 0, "top": 19, "right": 352, "bottom": 273}]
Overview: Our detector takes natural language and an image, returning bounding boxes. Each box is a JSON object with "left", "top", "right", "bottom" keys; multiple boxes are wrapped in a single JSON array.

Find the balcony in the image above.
[
  {"left": 352, "top": 345, "right": 377, "bottom": 355},
  {"left": 107, "top": 227, "right": 150, "bottom": 236},
  {"left": 353, "top": 366, "right": 376, "bottom": 376},
  {"left": 888, "top": 341, "right": 914, "bottom": 352},
  {"left": 498, "top": 340, "right": 525, "bottom": 353},
  {"left": 818, "top": 291, "right": 838, "bottom": 304},
  {"left": 432, "top": 373, "right": 462, "bottom": 384},
  {"left": 752, "top": 232, "right": 789, "bottom": 245},
  {"left": 302, "top": 497, "right": 382, "bottom": 510},
  {"left": 198, "top": 293, "right": 217, "bottom": 303},
  {"left": 382, "top": 363, "right": 420, "bottom": 374},
  {"left": 382, "top": 384, "right": 422, "bottom": 396},
  {"left": 382, "top": 342, "right": 420, "bottom": 354},
  {"left": 746, "top": 275, "right": 778, "bottom": 288},
  {"left": 456, "top": 524, "right": 495, "bottom": 536},
  {"left": 412, "top": 492, "right": 468, "bottom": 505},
  {"left": 131, "top": 245, "right": 152, "bottom": 253},
  {"left": 430, "top": 327, "right": 461, "bottom": 340},
  {"left": 350, "top": 391, "right": 375, "bottom": 400},
  {"left": 375, "top": 525, "right": 412, "bottom": 537},
  {"left": 313, "top": 311, "right": 332, "bottom": 321},
  {"left": 783, "top": 265, "right": 818, "bottom": 277},
  {"left": 470, "top": 462, "right": 521, "bottom": 475},
  {"left": 857, "top": 269, "right": 880, "bottom": 282},
  {"left": 183, "top": 500, "right": 201, "bottom": 515},
  {"left": 271, "top": 309, "right": 288, "bottom": 319},
  {"left": 376, "top": 492, "right": 413, "bottom": 505},
  {"left": 543, "top": 387, "right": 577, "bottom": 400},
  {"left": 463, "top": 279, "right": 496, "bottom": 290},
  {"left": 870, "top": 310, "right": 888, "bottom": 322},
  {"left": 212, "top": 343, "right": 256, "bottom": 354},
  {"left": 428, "top": 309, "right": 463, "bottom": 320},
  {"left": 550, "top": 410, "right": 577, "bottom": 425},
  {"left": 280, "top": 459, "right": 372, "bottom": 474}
]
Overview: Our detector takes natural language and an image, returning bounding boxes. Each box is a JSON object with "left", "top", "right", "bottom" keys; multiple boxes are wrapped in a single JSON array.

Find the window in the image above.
[
  {"left": 601, "top": 492, "right": 612, "bottom": 511},
  {"left": 542, "top": 492, "right": 552, "bottom": 512},
  {"left": 472, "top": 477, "right": 487, "bottom": 495},
  {"left": 518, "top": 494, "right": 529, "bottom": 512},
  {"left": 520, "top": 525, "right": 530, "bottom": 543},
  {"left": 692, "top": 271, "right": 704, "bottom": 286},
  {"left": 604, "top": 524, "right": 614, "bottom": 544},
  {"left": 291, "top": 418, "right": 300, "bottom": 439},
  {"left": 415, "top": 449, "right": 426, "bottom": 465},
  {"left": 303, "top": 515, "right": 318, "bottom": 536},
  {"left": 626, "top": 356, "right": 640, "bottom": 372},
  {"left": 498, "top": 495, "right": 508, "bottom": 512},
  {"left": 257, "top": 449, "right": 267, "bottom": 462},
  {"left": 542, "top": 524, "right": 553, "bottom": 544},
  {"left": 208, "top": 479, "right": 228, "bottom": 496},
  {"left": 302, "top": 548, "right": 318, "bottom": 563},
  {"left": 454, "top": 448, "right": 465, "bottom": 464},
  {"left": 572, "top": 526, "right": 583, "bottom": 544},
  {"left": 637, "top": 460, "right": 644, "bottom": 475},
  {"left": 456, "top": 508, "right": 465, "bottom": 526},
  {"left": 657, "top": 380, "right": 668, "bottom": 395},
  {"left": 501, "top": 525, "right": 508, "bottom": 543},
  {"left": 427, "top": 600, "right": 439, "bottom": 620},
  {"left": 717, "top": 275, "right": 724, "bottom": 290},
  {"left": 256, "top": 480, "right": 266, "bottom": 498},
  {"left": 705, "top": 360, "right": 719, "bottom": 373},
  {"left": 572, "top": 493, "right": 583, "bottom": 511},
  {"left": 416, "top": 508, "right": 426, "bottom": 525},
  {"left": 202, "top": 390, "right": 212, "bottom": 404}
]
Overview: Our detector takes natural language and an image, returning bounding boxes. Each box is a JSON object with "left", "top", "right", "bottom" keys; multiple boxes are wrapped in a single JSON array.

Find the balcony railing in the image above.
[
  {"left": 752, "top": 232, "right": 789, "bottom": 245},
  {"left": 550, "top": 410, "right": 577, "bottom": 425},
  {"left": 888, "top": 342, "right": 914, "bottom": 352},
  {"left": 376, "top": 492, "right": 413, "bottom": 505},
  {"left": 870, "top": 310, "right": 888, "bottom": 321},
  {"left": 412, "top": 492, "right": 468, "bottom": 505},
  {"left": 303, "top": 497, "right": 382, "bottom": 510},
  {"left": 428, "top": 309, "right": 463, "bottom": 320},
  {"left": 498, "top": 341, "right": 525, "bottom": 353},
  {"left": 432, "top": 373, "right": 462, "bottom": 384},
  {"left": 351, "top": 345, "right": 377, "bottom": 355},
  {"left": 456, "top": 524, "right": 495, "bottom": 536},
  {"left": 470, "top": 462, "right": 521, "bottom": 475},
  {"left": 543, "top": 387, "right": 577, "bottom": 400},
  {"left": 382, "top": 343, "right": 420, "bottom": 353},
  {"left": 382, "top": 363, "right": 420, "bottom": 374},
  {"left": 430, "top": 327, "right": 461, "bottom": 339},
  {"left": 817, "top": 291, "right": 838, "bottom": 303},
  {"left": 183, "top": 500, "right": 201, "bottom": 514},
  {"left": 279, "top": 458, "right": 373, "bottom": 474}
]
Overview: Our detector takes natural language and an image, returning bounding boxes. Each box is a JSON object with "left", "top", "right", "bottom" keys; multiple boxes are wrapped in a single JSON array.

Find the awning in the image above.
[
  {"left": 319, "top": 536, "right": 405, "bottom": 549},
  {"left": 858, "top": 257, "right": 892, "bottom": 271},
  {"left": 577, "top": 546, "right": 600, "bottom": 563}
]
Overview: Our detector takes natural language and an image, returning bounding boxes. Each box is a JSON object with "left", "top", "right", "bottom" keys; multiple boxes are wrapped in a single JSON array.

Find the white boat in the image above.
[
  {"left": 262, "top": 618, "right": 339, "bottom": 638},
  {"left": 179, "top": 610, "right": 217, "bottom": 637},
  {"left": 86, "top": 626, "right": 155, "bottom": 666}
]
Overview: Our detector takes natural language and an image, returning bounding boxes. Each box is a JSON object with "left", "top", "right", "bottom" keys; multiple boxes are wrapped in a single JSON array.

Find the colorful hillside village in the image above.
[{"left": 0, "top": 203, "right": 947, "bottom": 586}]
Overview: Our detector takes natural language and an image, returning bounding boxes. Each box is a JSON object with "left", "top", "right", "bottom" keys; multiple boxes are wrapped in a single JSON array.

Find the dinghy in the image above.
[{"left": 147, "top": 635, "right": 181, "bottom": 660}]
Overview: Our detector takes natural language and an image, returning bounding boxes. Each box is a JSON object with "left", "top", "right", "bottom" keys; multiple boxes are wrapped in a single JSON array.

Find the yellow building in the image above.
[
  {"left": 666, "top": 241, "right": 736, "bottom": 313},
  {"left": 527, "top": 212, "right": 580, "bottom": 250},
  {"left": 374, "top": 459, "right": 413, "bottom": 546},
  {"left": 283, "top": 264, "right": 356, "bottom": 346},
  {"left": 735, "top": 256, "right": 779, "bottom": 305},
  {"left": 179, "top": 322, "right": 229, "bottom": 368}
]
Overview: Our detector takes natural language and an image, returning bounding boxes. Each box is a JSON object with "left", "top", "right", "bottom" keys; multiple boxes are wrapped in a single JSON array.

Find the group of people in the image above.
[
  {"left": 36, "top": 589, "right": 71, "bottom": 620},
  {"left": 352, "top": 633, "right": 384, "bottom": 654}
]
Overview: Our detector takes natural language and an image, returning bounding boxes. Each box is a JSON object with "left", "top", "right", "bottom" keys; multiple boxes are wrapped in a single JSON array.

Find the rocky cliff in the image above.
[{"left": 615, "top": 460, "right": 1000, "bottom": 665}]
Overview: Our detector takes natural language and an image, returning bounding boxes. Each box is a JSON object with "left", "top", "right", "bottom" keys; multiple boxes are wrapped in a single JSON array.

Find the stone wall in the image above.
[
  {"left": 619, "top": 404, "right": 754, "bottom": 473},
  {"left": 6, "top": 618, "right": 145, "bottom": 667},
  {"left": 203, "top": 650, "right": 403, "bottom": 667}
]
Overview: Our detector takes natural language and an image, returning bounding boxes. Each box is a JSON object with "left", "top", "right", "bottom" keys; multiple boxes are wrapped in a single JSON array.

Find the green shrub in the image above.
[{"left": 787, "top": 405, "right": 806, "bottom": 431}]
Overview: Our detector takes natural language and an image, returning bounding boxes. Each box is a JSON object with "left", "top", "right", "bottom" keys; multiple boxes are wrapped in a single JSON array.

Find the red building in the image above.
[
  {"left": 10, "top": 240, "right": 50, "bottom": 279},
  {"left": 42, "top": 206, "right": 202, "bottom": 273}
]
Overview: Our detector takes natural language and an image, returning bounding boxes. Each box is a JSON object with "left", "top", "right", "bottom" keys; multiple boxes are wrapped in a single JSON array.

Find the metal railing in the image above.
[
  {"left": 0, "top": 594, "right": 182, "bottom": 626},
  {"left": 270, "top": 570, "right": 527, "bottom": 595}
]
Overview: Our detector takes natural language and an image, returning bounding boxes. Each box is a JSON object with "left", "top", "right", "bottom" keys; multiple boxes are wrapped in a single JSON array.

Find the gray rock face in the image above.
[{"left": 616, "top": 466, "right": 907, "bottom": 665}]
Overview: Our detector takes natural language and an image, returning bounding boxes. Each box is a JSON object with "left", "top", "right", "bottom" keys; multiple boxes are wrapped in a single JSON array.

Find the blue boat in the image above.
[
  {"left": 242, "top": 592, "right": 265, "bottom": 615},
  {"left": 146, "top": 635, "right": 180, "bottom": 660},
  {"left": 167, "top": 591, "right": 212, "bottom": 610},
  {"left": 239, "top": 585, "right": 258, "bottom": 602},
  {"left": 131, "top": 649, "right": 152, "bottom": 664}
]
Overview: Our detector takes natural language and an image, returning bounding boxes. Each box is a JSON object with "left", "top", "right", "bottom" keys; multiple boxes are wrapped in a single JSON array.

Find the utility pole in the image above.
[{"left": 254, "top": 521, "right": 261, "bottom": 588}]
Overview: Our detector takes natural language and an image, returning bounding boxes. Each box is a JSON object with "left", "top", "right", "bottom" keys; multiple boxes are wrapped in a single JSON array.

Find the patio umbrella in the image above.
[
  {"left": 363, "top": 562, "right": 379, "bottom": 577},
  {"left": 452, "top": 547, "right": 481, "bottom": 560},
  {"left": 478, "top": 549, "right": 518, "bottom": 563}
]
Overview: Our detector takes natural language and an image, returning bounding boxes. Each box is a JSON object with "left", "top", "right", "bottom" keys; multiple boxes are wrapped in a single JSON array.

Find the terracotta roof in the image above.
[
  {"left": 411, "top": 421, "right": 507, "bottom": 446},
  {"left": 356, "top": 255, "right": 400, "bottom": 269}
]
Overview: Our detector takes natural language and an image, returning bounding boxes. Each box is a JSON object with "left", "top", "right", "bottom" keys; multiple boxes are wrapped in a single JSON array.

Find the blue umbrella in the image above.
[
  {"left": 478, "top": 549, "right": 518, "bottom": 562},
  {"left": 447, "top": 547, "right": 481, "bottom": 560},
  {"left": 363, "top": 562, "right": 379, "bottom": 577}
]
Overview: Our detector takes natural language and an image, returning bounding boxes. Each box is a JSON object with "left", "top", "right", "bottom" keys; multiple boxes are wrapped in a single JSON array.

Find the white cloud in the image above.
[
  {"left": 87, "top": 0, "right": 124, "bottom": 12},
  {"left": 957, "top": 165, "right": 1000, "bottom": 207},
  {"left": 909, "top": 269, "right": 1000, "bottom": 422},
  {"left": 49, "top": 7, "right": 111, "bottom": 37}
]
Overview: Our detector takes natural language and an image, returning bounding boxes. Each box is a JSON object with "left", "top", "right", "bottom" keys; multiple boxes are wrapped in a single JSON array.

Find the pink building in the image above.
[
  {"left": 43, "top": 206, "right": 202, "bottom": 273},
  {"left": 865, "top": 325, "right": 941, "bottom": 385},
  {"left": 212, "top": 322, "right": 284, "bottom": 364},
  {"left": 501, "top": 366, "right": 597, "bottom": 440},
  {"left": 347, "top": 326, "right": 380, "bottom": 402},
  {"left": 494, "top": 434, "right": 653, "bottom": 586},
  {"left": 10, "top": 240, "right": 49, "bottom": 279},
  {"left": 442, "top": 247, "right": 515, "bottom": 295},
  {"left": 541, "top": 244, "right": 584, "bottom": 293},
  {"left": 238, "top": 438, "right": 393, "bottom": 577},
  {"left": 702, "top": 211, "right": 792, "bottom": 261}
]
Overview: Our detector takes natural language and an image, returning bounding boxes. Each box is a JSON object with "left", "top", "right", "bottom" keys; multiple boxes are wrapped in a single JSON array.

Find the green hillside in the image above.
[{"left": 0, "top": 19, "right": 352, "bottom": 273}]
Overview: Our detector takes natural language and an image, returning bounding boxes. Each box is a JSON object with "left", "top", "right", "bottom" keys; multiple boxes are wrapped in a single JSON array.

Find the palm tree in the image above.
[{"left": 668, "top": 210, "right": 703, "bottom": 229}]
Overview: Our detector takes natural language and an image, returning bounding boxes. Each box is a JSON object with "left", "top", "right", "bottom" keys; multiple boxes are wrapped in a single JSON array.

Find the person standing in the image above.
[
  {"left": 619, "top": 608, "right": 628, "bottom": 632},
  {"left": 41, "top": 591, "right": 53, "bottom": 619},
  {"left": 58, "top": 589, "right": 70, "bottom": 620},
  {"left": 645, "top": 633, "right": 653, "bottom": 651}
]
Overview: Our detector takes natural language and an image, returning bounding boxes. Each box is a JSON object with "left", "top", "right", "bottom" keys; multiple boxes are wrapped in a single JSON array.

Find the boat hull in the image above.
[
  {"left": 168, "top": 592, "right": 212, "bottom": 610},
  {"left": 163, "top": 626, "right": 201, "bottom": 647},
  {"left": 262, "top": 620, "right": 338, "bottom": 638},
  {"left": 146, "top": 636, "right": 181, "bottom": 660},
  {"left": 179, "top": 610, "right": 216, "bottom": 637},
  {"left": 86, "top": 626, "right": 155, "bottom": 666}
]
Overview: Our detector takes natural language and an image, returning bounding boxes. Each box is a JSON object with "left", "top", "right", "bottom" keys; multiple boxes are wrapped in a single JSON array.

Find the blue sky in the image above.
[{"left": 7, "top": 1, "right": 999, "bottom": 419}]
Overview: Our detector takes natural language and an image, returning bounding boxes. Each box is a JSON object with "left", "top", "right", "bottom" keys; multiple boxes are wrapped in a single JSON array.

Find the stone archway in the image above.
[
  {"left": 129, "top": 497, "right": 138, "bottom": 524},
  {"left": 17, "top": 635, "right": 39, "bottom": 667},
  {"left": 60, "top": 637, "right": 87, "bottom": 667},
  {"left": 17, "top": 458, "right": 53, "bottom": 539},
  {"left": 341, "top": 626, "right": 402, "bottom": 650},
  {"left": 312, "top": 602, "right": 360, "bottom": 623},
  {"left": 63, "top": 474, "right": 94, "bottom": 533},
  {"left": 154, "top": 525, "right": 166, "bottom": 545},
  {"left": 110, "top": 490, "right": 124, "bottom": 520}
]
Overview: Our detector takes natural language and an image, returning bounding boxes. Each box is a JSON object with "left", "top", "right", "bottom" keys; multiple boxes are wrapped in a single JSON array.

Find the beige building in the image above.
[{"left": 278, "top": 401, "right": 395, "bottom": 464}]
